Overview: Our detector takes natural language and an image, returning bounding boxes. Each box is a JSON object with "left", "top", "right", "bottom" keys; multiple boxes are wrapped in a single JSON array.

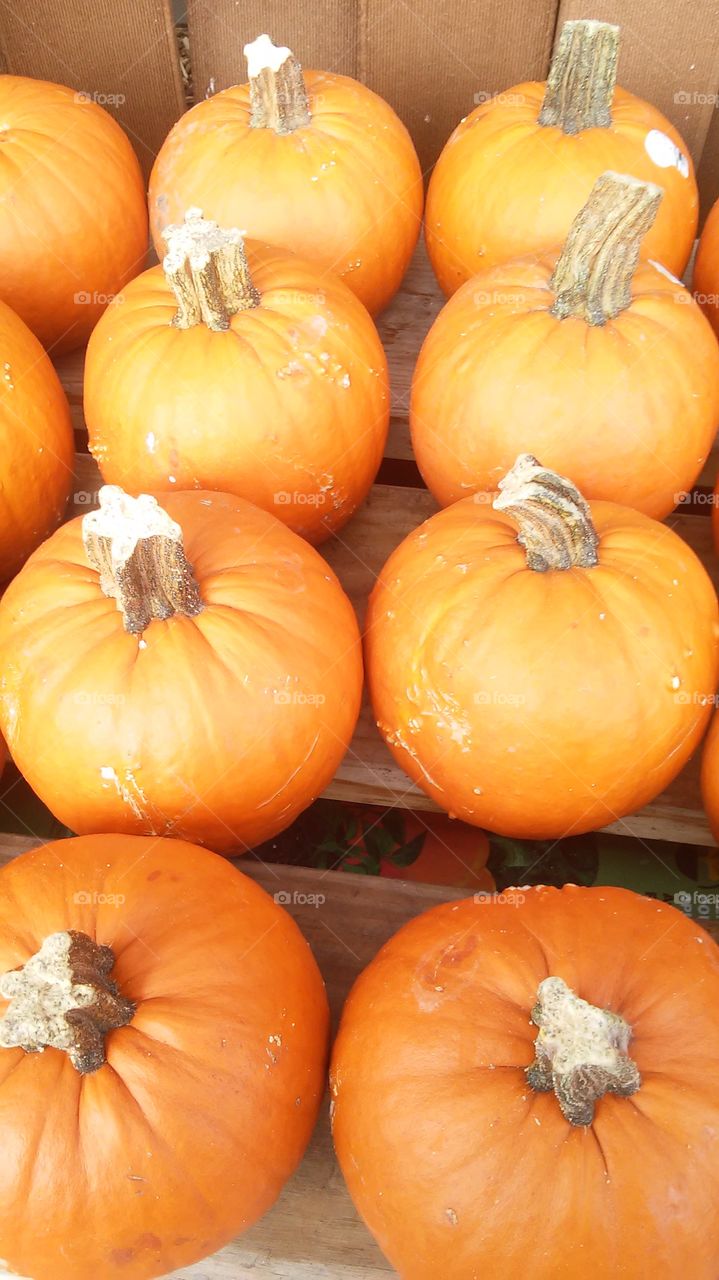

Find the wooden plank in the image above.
[
  {"left": 0, "top": 851, "right": 715, "bottom": 1277},
  {"left": 63, "top": 453, "right": 718, "bottom": 846},
  {"left": 555, "top": 0, "right": 719, "bottom": 214},
  {"left": 0, "top": 0, "right": 185, "bottom": 178}
]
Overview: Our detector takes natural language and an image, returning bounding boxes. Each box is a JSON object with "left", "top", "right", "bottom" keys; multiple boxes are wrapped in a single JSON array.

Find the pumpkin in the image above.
[
  {"left": 365, "top": 455, "right": 719, "bottom": 839},
  {"left": 413, "top": 172, "right": 719, "bottom": 519},
  {"left": 0, "top": 486, "right": 363, "bottom": 851},
  {"left": 694, "top": 194, "right": 719, "bottom": 338},
  {"left": 148, "top": 34, "right": 423, "bottom": 316},
  {"left": 85, "top": 209, "right": 389, "bottom": 544},
  {"left": 0, "top": 298, "right": 74, "bottom": 580},
  {"left": 331, "top": 884, "right": 719, "bottom": 1279},
  {"left": 425, "top": 20, "right": 697, "bottom": 297},
  {"left": 0, "top": 75, "right": 147, "bottom": 353},
  {"left": 0, "top": 832, "right": 329, "bottom": 1280}
]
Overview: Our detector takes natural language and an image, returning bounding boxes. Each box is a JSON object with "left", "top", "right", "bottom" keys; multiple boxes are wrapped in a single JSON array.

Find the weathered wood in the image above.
[{"left": 0, "top": 850, "right": 714, "bottom": 1278}]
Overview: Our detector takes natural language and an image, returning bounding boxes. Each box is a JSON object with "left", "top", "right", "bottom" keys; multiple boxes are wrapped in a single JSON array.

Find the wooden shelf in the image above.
[{"left": 0, "top": 843, "right": 714, "bottom": 1279}]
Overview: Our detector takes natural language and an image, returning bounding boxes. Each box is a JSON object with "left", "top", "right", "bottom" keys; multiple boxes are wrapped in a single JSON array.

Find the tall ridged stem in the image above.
[
  {"left": 550, "top": 172, "right": 662, "bottom": 326},
  {"left": 82, "top": 486, "right": 204, "bottom": 635},
  {"left": 493, "top": 455, "right": 599, "bottom": 572},
  {"left": 162, "top": 207, "right": 260, "bottom": 332},
  {"left": 244, "top": 33, "right": 311, "bottom": 133},
  {"left": 539, "top": 20, "right": 619, "bottom": 134}
]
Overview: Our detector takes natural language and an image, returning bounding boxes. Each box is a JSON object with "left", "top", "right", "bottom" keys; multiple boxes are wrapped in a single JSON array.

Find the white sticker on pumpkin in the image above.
[{"left": 644, "top": 129, "right": 690, "bottom": 177}]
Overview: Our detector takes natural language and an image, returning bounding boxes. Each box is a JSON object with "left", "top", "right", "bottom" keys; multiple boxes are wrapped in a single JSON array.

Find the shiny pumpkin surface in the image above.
[
  {"left": 694, "top": 195, "right": 719, "bottom": 339},
  {"left": 411, "top": 256, "right": 719, "bottom": 518},
  {"left": 0, "top": 76, "right": 147, "bottom": 353},
  {"left": 0, "top": 297, "right": 74, "bottom": 580},
  {"left": 365, "top": 496, "right": 719, "bottom": 838},
  {"left": 331, "top": 885, "right": 719, "bottom": 1279},
  {"left": 149, "top": 72, "right": 423, "bottom": 316},
  {"left": 425, "top": 84, "right": 697, "bottom": 297},
  {"left": 0, "top": 834, "right": 329, "bottom": 1280},
  {"left": 84, "top": 243, "right": 389, "bottom": 544},
  {"left": 0, "top": 491, "right": 363, "bottom": 850}
]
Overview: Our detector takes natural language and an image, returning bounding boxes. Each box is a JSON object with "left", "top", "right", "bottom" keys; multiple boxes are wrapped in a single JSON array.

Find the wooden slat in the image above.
[
  {"left": 0, "top": 852, "right": 715, "bottom": 1277},
  {"left": 186, "top": 0, "right": 557, "bottom": 174},
  {"left": 0, "top": 0, "right": 184, "bottom": 178},
  {"left": 65, "top": 452, "right": 718, "bottom": 846},
  {"left": 555, "top": 0, "right": 719, "bottom": 215}
]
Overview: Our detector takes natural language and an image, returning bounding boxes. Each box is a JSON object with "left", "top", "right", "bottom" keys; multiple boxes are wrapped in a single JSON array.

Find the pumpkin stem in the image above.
[
  {"left": 0, "top": 931, "right": 135, "bottom": 1074},
  {"left": 245, "top": 33, "right": 311, "bottom": 134},
  {"left": 527, "top": 977, "right": 641, "bottom": 1126},
  {"left": 162, "top": 207, "right": 260, "bottom": 331},
  {"left": 493, "top": 454, "right": 599, "bottom": 572},
  {"left": 538, "top": 19, "right": 619, "bottom": 134},
  {"left": 82, "top": 485, "right": 204, "bottom": 635},
  {"left": 549, "top": 172, "right": 662, "bottom": 326}
]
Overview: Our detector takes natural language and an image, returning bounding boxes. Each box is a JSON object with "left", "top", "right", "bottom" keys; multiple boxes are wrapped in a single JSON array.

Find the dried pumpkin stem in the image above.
[
  {"left": 245, "top": 33, "right": 311, "bottom": 133},
  {"left": 162, "top": 207, "right": 260, "bottom": 331},
  {"left": 82, "top": 485, "right": 204, "bottom": 635},
  {"left": 527, "top": 977, "right": 641, "bottom": 1126},
  {"left": 539, "top": 20, "right": 619, "bottom": 134},
  {"left": 550, "top": 172, "right": 662, "bottom": 326},
  {"left": 494, "top": 454, "right": 599, "bottom": 572},
  {"left": 0, "top": 930, "right": 135, "bottom": 1074}
]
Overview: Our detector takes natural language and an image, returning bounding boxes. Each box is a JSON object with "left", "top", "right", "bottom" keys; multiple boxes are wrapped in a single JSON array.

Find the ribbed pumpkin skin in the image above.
[
  {"left": 410, "top": 257, "right": 719, "bottom": 518},
  {"left": 331, "top": 885, "right": 719, "bottom": 1280},
  {"left": 84, "top": 243, "right": 389, "bottom": 544},
  {"left": 0, "top": 834, "right": 329, "bottom": 1280},
  {"left": 148, "top": 72, "right": 423, "bottom": 316},
  {"left": 0, "top": 298, "right": 74, "bottom": 580},
  {"left": 694, "top": 196, "right": 719, "bottom": 338},
  {"left": 365, "top": 497, "right": 719, "bottom": 838},
  {"left": 0, "top": 76, "right": 147, "bottom": 353},
  {"left": 0, "top": 491, "right": 363, "bottom": 851},
  {"left": 425, "top": 84, "right": 697, "bottom": 297}
]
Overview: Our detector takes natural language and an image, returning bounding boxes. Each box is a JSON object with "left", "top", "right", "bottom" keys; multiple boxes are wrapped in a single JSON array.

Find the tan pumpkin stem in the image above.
[
  {"left": 527, "top": 977, "right": 641, "bottom": 1126},
  {"left": 162, "top": 207, "right": 260, "bottom": 331},
  {"left": 245, "top": 33, "right": 311, "bottom": 133},
  {"left": 539, "top": 20, "right": 619, "bottom": 134},
  {"left": 0, "top": 931, "right": 135, "bottom": 1074},
  {"left": 550, "top": 172, "right": 662, "bottom": 326},
  {"left": 82, "top": 485, "right": 204, "bottom": 635},
  {"left": 494, "top": 454, "right": 599, "bottom": 572}
]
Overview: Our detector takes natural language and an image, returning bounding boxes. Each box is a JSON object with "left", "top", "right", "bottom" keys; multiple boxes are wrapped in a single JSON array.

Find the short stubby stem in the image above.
[
  {"left": 162, "top": 207, "right": 260, "bottom": 331},
  {"left": 83, "top": 485, "right": 204, "bottom": 635},
  {"left": 526, "top": 976, "right": 641, "bottom": 1125},
  {"left": 244, "top": 33, "right": 311, "bottom": 133},
  {"left": 539, "top": 20, "right": 619, "bottom": 134},
  {"left": 0, "top": 931, "right": 135, "bottom": 1074},
  {"left": 494, "top": 454, "right": 599, "bottom": 572},
  {"left": 550, "top": 172, "right": 663, "bottom": 326}
]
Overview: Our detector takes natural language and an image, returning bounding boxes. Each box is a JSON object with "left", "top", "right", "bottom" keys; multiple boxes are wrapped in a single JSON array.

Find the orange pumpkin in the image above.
[
  {"left": 149, "top": 34, "right": 423, "bottom": 316},
  {"left": 413, "top": 172, "right": 719, "bottom": 519},
  {"left": 0, "top": 833, "right": 328, "bottom": 1280},
  {"left": 425, "top": 20, "right": 697, "bottom": 296},
  {"left": 331, "top": 884, "right": 719, "bottom": 1279},
  {"left": 0, "top": 75, "right": 147, "bottom": 353},
  {"left": 0, "top": 298, "right": 74, "bottom": 580},
  {"left": 365, "top": 455, "right": 719, "bottom": 839},
  {"left": 0, "top": 486, "right": 363, "bottom": 851},
  {"left": 85, "top": 209, "right": 389, "bottom": 544},
  {"left": 694, "top": 194, "right": 719, "bottom": 338}
]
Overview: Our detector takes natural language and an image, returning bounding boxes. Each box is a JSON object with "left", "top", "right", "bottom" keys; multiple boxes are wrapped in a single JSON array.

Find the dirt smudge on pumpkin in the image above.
[{"left": 110, "top": 1234, "right": 161, "bottom": 1267}]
